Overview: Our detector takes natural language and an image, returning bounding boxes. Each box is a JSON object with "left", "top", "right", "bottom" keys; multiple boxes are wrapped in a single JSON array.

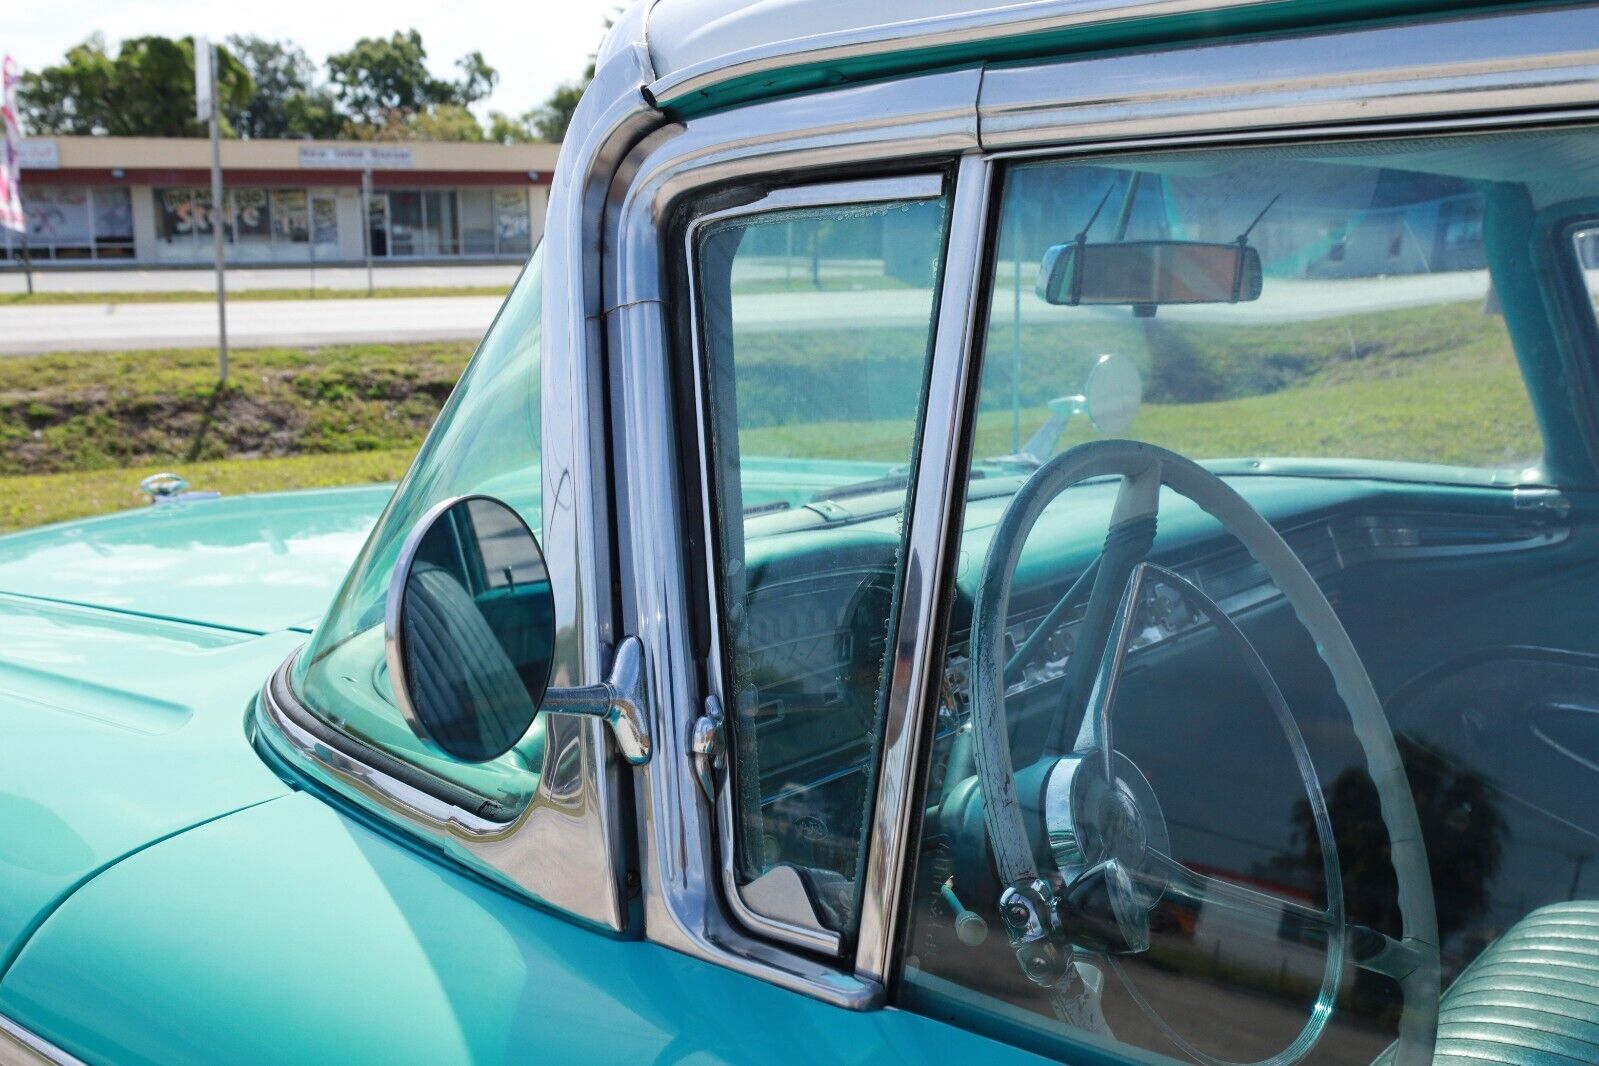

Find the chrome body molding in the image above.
[
  {"left": 260, "top": 656, "right": 526, "bottom": 840},
  {"left": 977, "top": 6, "right": 1599, "bottom": 149},
  {"left": 0, "top": 1013, "right": 86, "bottom": 1066}
]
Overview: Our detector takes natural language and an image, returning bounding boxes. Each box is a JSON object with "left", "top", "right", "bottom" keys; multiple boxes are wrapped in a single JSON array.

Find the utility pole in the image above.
[{"left": 197, "top": 37, "right": 228, "bottom": 382}]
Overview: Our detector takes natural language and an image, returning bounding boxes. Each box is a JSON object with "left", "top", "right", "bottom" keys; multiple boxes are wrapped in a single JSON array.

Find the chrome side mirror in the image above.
[{"left": 386, "top": 495, "right": 650, "bottom": 765}]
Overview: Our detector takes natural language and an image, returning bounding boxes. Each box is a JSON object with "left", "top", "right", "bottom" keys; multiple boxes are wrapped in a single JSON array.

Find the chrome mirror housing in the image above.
[{"left": 386, "top": 495, "right": 651, "bottom": 765}]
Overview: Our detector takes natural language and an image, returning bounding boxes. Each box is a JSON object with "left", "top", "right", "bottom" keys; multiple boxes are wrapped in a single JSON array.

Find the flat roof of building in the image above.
[{"left": 20, "top": 136, "right": 561, "bottom": 188}]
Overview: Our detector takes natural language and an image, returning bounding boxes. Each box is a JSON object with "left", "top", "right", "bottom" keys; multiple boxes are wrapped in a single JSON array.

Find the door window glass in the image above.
[
  {"left": 899, "top": 129, "right": 1599, "bottom": 1066},
  {"left": 696, "top": 180, "right": 950, "bottom": 938}
]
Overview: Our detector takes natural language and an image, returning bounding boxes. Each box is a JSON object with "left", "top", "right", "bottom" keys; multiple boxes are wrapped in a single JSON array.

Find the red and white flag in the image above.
[{"left": 1, "top": 55, "right": 24, "bottom": 233}]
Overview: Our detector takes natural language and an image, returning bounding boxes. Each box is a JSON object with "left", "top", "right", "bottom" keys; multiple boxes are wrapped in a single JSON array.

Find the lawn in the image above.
[
  {"left": 0, "top": 449, "right": 415, "bottom": 532},
  {"left": 742, "top": 337, "right": 1541, "bottom": 472},
  {"left": 0, "top": 299, "right": 1545, "bottom": 534},
  {"left": 0, "top": 340, "right": 474, "bottom": 476},
  {"left": 0, "top": 285, "right": 509, "bottom": 307}
]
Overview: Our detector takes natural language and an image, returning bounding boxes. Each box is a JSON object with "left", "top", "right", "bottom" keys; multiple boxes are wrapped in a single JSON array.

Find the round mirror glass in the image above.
[
  {"left": 1084, "top": 353, "right": 1143, "bottom": 435},
  {"left": 386, "top": 495, "right": 556, "bottom": 762}
]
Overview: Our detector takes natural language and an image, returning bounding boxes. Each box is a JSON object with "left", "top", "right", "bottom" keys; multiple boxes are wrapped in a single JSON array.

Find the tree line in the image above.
[{"left": 17, "top": 29, "right": 598, "bottom": 143}]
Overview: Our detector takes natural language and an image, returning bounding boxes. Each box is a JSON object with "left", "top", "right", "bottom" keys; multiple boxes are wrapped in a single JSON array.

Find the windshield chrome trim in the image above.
[
  {"left": 260, "top": 653, "right": 516, "bottom": 838},
  {"left": 854, "top": 152, "right": 994, "bottom": 985},
  {"left": 0, "top": 1013, "right": 87, "bottom": 1066}
]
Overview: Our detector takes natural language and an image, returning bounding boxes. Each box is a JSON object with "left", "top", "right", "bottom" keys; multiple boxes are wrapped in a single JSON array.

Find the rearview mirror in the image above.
[
  {"left": 1036, "top": 240, "right": 1263, "bottom": 307},
  {"left": 386, "top": 495, "right": 651, "bottom": 765}
]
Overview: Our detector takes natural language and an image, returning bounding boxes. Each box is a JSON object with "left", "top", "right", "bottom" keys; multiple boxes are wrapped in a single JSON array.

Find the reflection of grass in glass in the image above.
[{"left": 741, "top": 338, "right": 1541, "bottom": 471}]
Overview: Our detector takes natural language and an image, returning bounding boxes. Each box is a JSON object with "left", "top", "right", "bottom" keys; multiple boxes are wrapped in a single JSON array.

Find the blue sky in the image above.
[{"left": 5, "top": 0, "right": 623, "bottom": 121}]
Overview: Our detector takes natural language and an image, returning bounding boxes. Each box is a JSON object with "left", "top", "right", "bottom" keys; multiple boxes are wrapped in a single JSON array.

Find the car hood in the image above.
[
  {"left": 0, "top": 487, "right": 390, "bottom": 973},
  {"left": 0, "top": 485, "right": 392, "bottom": 634}
]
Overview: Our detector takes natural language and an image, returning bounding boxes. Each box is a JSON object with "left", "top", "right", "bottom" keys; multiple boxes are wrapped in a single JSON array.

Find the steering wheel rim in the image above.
[{"left": 968, "top": 440, "right": 1439, "bottom": 1066}]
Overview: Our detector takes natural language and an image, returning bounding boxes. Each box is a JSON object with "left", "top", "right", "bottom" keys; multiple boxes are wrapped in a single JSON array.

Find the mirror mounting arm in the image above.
[{"left": 540, "top": 636, "right": 652, "bottom": 765}]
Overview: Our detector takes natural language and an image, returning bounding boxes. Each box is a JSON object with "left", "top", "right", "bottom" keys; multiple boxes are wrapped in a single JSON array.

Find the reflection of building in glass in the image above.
[{"left": 4, "top": 137, "right": 557, "bottom": 266}]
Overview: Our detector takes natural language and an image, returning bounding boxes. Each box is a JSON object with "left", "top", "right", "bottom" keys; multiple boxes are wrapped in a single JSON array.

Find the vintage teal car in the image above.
[{"left": 7, "top": 1, "right": 1599, "bottom": 1063}]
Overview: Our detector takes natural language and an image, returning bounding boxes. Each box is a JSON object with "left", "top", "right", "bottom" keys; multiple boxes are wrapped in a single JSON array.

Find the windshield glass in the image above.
[
  {"left": 897, "top": 128, "right": 1599, "bottom": 1065},
  {"left": 292, "top": 247, "right": 545, "bottom": 810},
  {"left": 966, "top": 146, "right": 1545, "bottom": 483}
]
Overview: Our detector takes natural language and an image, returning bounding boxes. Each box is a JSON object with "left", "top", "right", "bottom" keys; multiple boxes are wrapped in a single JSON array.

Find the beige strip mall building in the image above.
[{"left": 4, "top": 137, "right": 560, "bottom": 267}]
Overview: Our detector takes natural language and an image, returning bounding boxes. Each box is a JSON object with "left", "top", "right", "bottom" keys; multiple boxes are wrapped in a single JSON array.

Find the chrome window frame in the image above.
[
  {"left": 681, "top": 172, "right": 951, "bottom": 960},
  {"left": 607, "top": 68, "right": 984, "bottom": 1009},
  {"left": 607, "top": 0, "right": 1599, "bottom": 1015}
]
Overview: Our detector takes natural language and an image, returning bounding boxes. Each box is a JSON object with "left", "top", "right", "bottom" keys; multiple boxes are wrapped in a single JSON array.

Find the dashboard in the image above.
[{"left": 728, "top": 478, "right": 1571, "bottom": 894}]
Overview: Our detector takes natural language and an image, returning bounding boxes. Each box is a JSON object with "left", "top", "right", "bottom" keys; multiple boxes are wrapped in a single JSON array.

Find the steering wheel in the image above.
[{"left": 967, "top": 440, "right": 1439, "bottom": 1066}]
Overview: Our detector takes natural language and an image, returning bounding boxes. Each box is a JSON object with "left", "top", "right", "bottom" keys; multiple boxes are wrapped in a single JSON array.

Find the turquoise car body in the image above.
[
  {"left": 0, "top": 485, "right": 1039, "bottom": 1065},
  {"left": 1, "top": 1, "right": 1594, "bottom": 1063}
]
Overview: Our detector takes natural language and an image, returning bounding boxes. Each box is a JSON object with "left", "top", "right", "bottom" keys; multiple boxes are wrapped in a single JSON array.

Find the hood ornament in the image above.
[{"left": 140, "top": 472, "right": 221, "bottom": 505}]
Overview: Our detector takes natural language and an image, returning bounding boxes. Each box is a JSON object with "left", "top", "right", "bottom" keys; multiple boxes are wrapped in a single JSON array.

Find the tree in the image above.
[
  {"left": 529, "top": 81, "right": 586, "bottom": 143},
  {"left": 20, "top": 34, "right": 252, "bottom": 137},
  {"left": 225, "top": 35, "right": 339, "bottom": 139},
  {"left": 487, "top": 110, "right": 537, "bottom": 144},
  {"left": 325, "top": 30, "right": 496, "bottom": 139},
  {"left": 348, "top": 104, "right": 487, "bottom": 143}
]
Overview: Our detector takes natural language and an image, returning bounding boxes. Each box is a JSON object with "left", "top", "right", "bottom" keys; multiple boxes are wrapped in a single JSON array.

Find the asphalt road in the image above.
[
  {"left": 0, "top": 263, "right": 522, "bottom": 294},
  {"left": 0, "top": 296, "right": 504, "bottom": 355}
]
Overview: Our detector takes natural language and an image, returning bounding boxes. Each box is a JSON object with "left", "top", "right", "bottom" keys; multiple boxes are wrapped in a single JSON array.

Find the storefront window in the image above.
[
  {"left": 460, "top": 188, "right": 495, "bottom": 255},
  {"left": 91, "top": 187, "right": 133, "bottom": 259},
  {"left": 2, "top": 186, "right": 134, "bottom": 261},
  {"left": 494, "top": 189, "right": 531, "bottom": 256},
  {"left": 230, "top": 188, "right": 273, "bottom": 261},
  {"left": 272, "top": 190, "right": 310, "bottom": 243}
]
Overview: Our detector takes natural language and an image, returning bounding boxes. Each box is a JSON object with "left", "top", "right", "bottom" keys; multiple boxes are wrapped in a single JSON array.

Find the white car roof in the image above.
[{"left": 630, "top": 0, "right": 1277, "bottom": 109}]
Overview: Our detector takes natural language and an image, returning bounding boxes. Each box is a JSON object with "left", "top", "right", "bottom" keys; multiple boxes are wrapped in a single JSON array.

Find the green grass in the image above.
[
  {"left": 0, "top": 449, "right": 416, "bottom": 532},
  {"left": 742, "top": 325, "right": 1541, "bottom": 472},
  {"left": 0, "top": 285, "right": 509, "bottom": 307},
  {"left": 0, "top": 298, "right": 1547, "bottom": 535},
  {"left": 0, "top": 341, "right": 473, "bottom": 476}
]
